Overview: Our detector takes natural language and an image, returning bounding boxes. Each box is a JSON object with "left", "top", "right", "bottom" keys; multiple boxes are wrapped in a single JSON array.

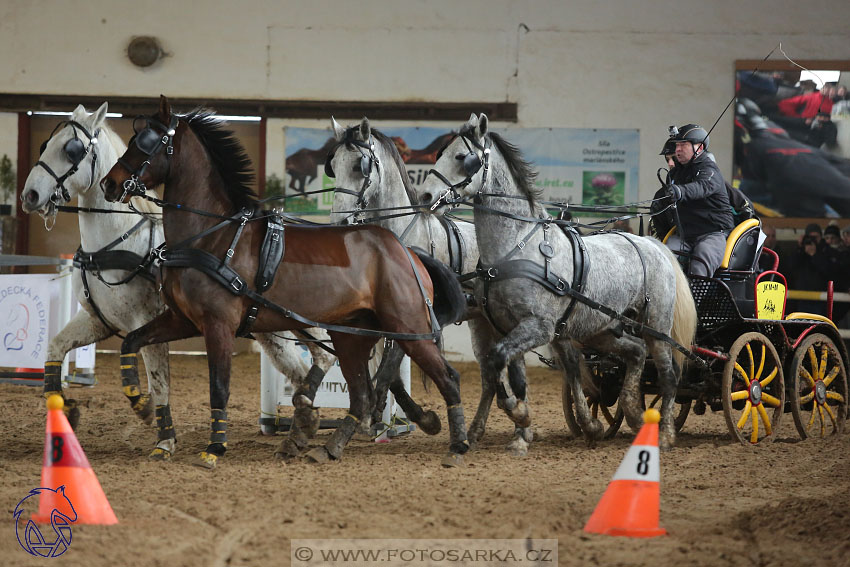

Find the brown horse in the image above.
[
  {"left": 407, "top": 133, "right": 455, "bottom": 164},
  {"left": 100, "top": 96, "right": 470, "bottom": 468},
  {"left": 285, "top": 137, "right": 335, "bottom": 193}
]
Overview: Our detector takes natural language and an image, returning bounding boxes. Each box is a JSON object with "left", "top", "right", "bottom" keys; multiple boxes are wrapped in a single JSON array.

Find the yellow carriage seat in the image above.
[{"left": 661, "top": 218, "right": 763, "bottom": 274}]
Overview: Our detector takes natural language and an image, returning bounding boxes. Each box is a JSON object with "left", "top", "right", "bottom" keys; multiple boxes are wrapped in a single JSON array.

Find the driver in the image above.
[{"left": 664, "top": 124, "right": 734, "bottom": 277}]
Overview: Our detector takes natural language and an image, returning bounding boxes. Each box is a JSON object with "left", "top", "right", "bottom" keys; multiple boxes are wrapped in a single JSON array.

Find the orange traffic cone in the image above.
[
  {"left": 583, "top": 408, "right": 666, "bottom": 537},
  {"left": 32, "top": 395, "right": 118, "bottom": 525}
]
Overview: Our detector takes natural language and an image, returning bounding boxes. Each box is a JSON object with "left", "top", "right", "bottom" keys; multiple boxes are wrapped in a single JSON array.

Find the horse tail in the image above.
[
  {"left": 411, "top": 249, "right": 466, "bottom": 327},
  {"left": 650, "top": 240, "right": 697, "bottom": 367}
]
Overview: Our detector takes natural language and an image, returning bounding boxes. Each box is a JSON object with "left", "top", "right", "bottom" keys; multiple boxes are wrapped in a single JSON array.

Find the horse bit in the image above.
[
  {"left": 33, "top": 120, "right": 101, "bottom": 208},
  {"left": 116, "top": 114, "right": 179, "bottom": 202},
  {"left": 324, "top": 136, "right": 380, "bottom": 224},
  {"left": 429, "top": 133, "right": 490, "bottom": 210}
]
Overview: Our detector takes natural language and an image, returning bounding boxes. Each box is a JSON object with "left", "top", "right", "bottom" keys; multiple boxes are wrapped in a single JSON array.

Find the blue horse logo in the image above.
[{"left": 13, "top": 486, "right": 76, "bottom": 557}]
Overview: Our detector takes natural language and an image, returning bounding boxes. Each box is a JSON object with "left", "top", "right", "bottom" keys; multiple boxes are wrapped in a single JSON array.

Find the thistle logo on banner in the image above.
[{"left": 0, "top": 279, "right": 51, "bottom": 367}]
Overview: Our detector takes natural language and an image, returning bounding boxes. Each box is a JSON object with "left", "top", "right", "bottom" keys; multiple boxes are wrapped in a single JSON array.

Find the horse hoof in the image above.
[
  {"left": 585, "top": 419, "right": 604, "bottom": 441},
  {"left": 193, "top": 451, "right": 218, "bottom": 469},
  {"left": 274, "top": 439, "right": 303, "bottom": 461},
  {"left": 506, "top": 439, "right": 529, "bottom": 457},
  {"left": 352, "top": 431, "right": 373, "bottom": 443},
  {"left": 304, "top": 447, "right": 333, "bottom": 464},
  {"left": 149, "top": 447, "right": 172, "bottom": 461},
  {"left": 441, "top": 452, "right": 465, "bottom": 468},
  {"left": 64, "top": 402, "right": 81, "bottom": 431},
  {"left": 418, "top": 410, "right": 442, "bottom": 435}
]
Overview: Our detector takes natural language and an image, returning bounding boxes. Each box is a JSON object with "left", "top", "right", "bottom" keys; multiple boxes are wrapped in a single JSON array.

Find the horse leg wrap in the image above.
[
  {"left": 447, "top": 404, "right": 469, "bottom": 455},
  {"left": 121, "top": 353, "right": 152, "bottom": 422},
  {"left": 43, "top": 361, "right": 63, "bottom": 397},
  {"left": 325, "top": 414, "right": 359, "bottom": 460},
  {"left": 155, "top": 405, "right": 176, "bottom": 441},
  {"left": 207, "top": 408, "right": 228, "bottom": 454},
  {"left": 292, "top": 364, "right": 325, "bottom": 408}
]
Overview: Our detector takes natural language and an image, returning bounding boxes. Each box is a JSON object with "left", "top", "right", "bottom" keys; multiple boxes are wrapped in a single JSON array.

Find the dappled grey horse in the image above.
[
  {"left": 421, "top": 113, "right": 697, "bottom": 450},
  {"left": 327, "top": 117, "right": 535, "bottom": 455}
]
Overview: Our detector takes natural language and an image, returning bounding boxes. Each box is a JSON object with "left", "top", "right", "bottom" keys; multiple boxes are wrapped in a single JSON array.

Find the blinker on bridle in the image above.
[
  {"left": 34, "top": 120, "right": 101, "bottom": 205},
  {"left": 325, "top": 136, "right": 380, "bottom": 222},
  {"left": 429, "top": 133, "right": 489, "bottom": 210},
  {"left": 116, "top": 114, "right": 179, "bottom": 201}
]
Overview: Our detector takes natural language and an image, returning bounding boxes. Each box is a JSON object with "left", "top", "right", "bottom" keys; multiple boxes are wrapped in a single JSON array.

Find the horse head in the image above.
[
  {"left": 328, "top": 116, "right": 382, "bottom": 225},
  {"left": 419, "top": 113, "right": 490, "bottom": 214},
  {"left": 22, "top": 102, "right": 110, "bottom": 217},
  {"left": 101, "top": 95, "right": 177, "bottom": 204}
]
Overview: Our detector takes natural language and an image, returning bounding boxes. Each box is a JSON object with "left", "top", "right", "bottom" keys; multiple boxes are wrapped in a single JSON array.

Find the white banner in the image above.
[{"left": 0, "top": 276, "right": 55, "bottom": 367}]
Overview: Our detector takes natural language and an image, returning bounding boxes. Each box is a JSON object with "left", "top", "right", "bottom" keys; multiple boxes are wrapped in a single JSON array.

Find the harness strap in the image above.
[
  {"left": 223, "top": 209, "right": 253, "bottom": 268},
  {"left": 554, "top": 226, "right": 589, "bottom": 334},
  {"left": 436, "top": 214, "right": 464, "bottom": 274},
  {"left": 160, "top": 248, "right": 441, "bottom": 342},
  {"left": 79, "top": 267, "right": 123, "bottom": 339}
]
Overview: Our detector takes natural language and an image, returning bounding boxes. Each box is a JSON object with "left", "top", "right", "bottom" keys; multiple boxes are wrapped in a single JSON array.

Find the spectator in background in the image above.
[
  {"left": 842, "top": 225, "right": 850, "bottom": 249},
  {"left": 789, "top": 233, "right": 834, "bottom": 316},
  {"left": 612, "top": 219, "right": 634, "bottom": 234},
  {"left": 777, "top": 84, "right": 835, "bottom": 120},
  {"left": 763, "top": 224, "right": 777, "bottom": 250},
  {"left": 824, "top": 224, "right": 843, "bottom": 250}
]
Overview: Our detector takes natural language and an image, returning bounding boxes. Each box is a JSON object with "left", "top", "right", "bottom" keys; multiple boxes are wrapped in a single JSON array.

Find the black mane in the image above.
[
  {"left": 459, "top": 124, "right": 540, "bottom": 203},
  {"left": 183, "top": 109, "right": 257, "bottom": 208}
]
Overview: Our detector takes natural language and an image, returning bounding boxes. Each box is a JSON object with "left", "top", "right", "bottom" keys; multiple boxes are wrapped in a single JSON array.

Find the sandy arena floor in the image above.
[{"left": 2, "top": 353, "right": 849, "bottom": 567}]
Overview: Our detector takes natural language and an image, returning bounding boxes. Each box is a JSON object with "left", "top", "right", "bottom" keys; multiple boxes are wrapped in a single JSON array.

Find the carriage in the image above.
[{"left": 564, "top": 217, "right": 849, "bottom": 444}]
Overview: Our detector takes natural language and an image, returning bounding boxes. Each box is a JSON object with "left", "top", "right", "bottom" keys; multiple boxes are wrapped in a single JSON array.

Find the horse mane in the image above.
[
  {"left": 369, "top": 129, "right": 419, "bottom": 205},
  {"left": 182, "top": 108, "right": 257, "bottom": 208},
  {"left": 459, "top": 125, "right": 540, "bottom": 204}
]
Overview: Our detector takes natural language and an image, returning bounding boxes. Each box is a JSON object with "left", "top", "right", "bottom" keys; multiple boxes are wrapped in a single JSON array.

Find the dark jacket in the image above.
[{"left": 670, "top": 152, "right": 734, "bottom": 238}]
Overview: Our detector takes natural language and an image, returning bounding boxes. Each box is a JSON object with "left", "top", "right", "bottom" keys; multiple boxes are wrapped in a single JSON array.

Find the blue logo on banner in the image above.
[{"left": 13, "top": 486, "right": 76, "bottom": 557}]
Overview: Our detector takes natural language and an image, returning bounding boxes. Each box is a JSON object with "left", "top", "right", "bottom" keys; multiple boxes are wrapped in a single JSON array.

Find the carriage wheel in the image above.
[
  {"left": 562, "top": 379, "right": 624, "bottom": 439},
  {"left": 641, "top": 393, "right": 691, "bottom": 432},
  {"left": 721, "top": 332, "right": 785, "bottom": 445},
  {"left": 788, "top": 333, "right": 847, "bottom": 439}
]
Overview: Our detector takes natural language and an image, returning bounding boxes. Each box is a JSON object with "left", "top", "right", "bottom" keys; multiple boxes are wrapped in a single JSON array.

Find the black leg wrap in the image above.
[
  {"left": 508, "top": 361, "right": 527, "bottom": 400},
  {"left": 447, "top": 405, "right": 469, "bottom": 455},
  {"left": 120, "top": 353, "right": 141, "bottom": 404},
  {"left": 303, "top": 364, "right": 326, "bottom": 401},
  {"left": 325, "top": 414, "right": 359, "bottom": 460},
  {"left": 209, "top": 408, "right": 227, "bottom": 454},
  {"left": 155, "top": 405, "right": 176, "bottom": 441},
  {"left": 43, "top": 362, "right": 63, "bottom": 396}
]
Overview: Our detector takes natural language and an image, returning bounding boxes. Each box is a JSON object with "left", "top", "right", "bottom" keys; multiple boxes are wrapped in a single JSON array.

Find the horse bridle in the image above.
[
  {"left": 34, "top": 120, "right": 101, "bottom": 206},
  {"left": 428, "top": 133, "right": 490, "bottom": 210},
  {"left": 116, "top": 115, "right": 179, "bottom": 201},
  {"left": 325, "top": 137, "right": 380, "bottom": 223}
]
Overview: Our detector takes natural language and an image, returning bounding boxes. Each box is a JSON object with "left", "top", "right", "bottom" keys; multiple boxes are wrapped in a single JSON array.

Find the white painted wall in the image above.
[{"left": 3, "top": 0, "right": 849, "bottom": 362}]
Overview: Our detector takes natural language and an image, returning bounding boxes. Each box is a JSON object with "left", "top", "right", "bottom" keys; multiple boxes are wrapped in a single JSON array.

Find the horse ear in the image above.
[
  {"left": 158, "top": 95, "right": 171, "bottom": 119},
  {"left": 71, "top": 104, "right": 87, "bottom": 120},
  {"left": 331, "top": 116, "right": 345, "bottom": 141},
  {"left": 359, "top": 117, "right": 371, "bottom": 141},
  {"left": 466, "top": 112, "right": 479, "bottom": 132},
  {"left": 91, "top": 102, "right": 108, "bottom": 128},
  {"left": 478, "top": 114, "right": 489, "bottom": 138}
]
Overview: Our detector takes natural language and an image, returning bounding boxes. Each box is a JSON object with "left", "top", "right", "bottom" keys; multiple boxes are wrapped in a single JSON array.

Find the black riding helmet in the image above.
[
  {"left": 672, "top": 123, "right": 709, "bottom": 150},
  {"left": 659, "top": 138, "right": 676, "bottom": 156}
]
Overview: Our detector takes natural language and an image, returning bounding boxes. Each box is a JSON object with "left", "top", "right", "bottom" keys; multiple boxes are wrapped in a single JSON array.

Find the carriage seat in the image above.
[
  {"left": 661, "top": 218, "right": 763, "bottom": 275},
  {"left": 784, "top": 312, "right": 839, "bottom": 330}
]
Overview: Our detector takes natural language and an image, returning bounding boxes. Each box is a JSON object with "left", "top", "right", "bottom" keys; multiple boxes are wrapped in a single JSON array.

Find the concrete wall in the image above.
[{"left": 3, "top": 0, "right": 849, "bottom": 190}]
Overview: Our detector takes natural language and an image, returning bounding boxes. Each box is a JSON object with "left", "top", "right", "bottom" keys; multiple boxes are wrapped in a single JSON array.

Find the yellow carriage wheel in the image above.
[
  {"left": 562, "top": 375, "right": 624, "bottom": 440},
  {"left": 788, "top": 334, "right": 847, "bottom": 439},
  {"left": 722, "top": 332, "right": 785, "bottom": 445}
]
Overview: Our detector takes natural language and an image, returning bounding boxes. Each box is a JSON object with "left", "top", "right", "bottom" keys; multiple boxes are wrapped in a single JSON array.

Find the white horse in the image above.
[
  {"left": 22, "top": 103, "right": 334, "bottom": 459},
  {"left": 421, "top": 114, "right": 697, "bottom": 450},
  {"left": 327, "top": 117, "right": 535, "bottom": 455}
]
